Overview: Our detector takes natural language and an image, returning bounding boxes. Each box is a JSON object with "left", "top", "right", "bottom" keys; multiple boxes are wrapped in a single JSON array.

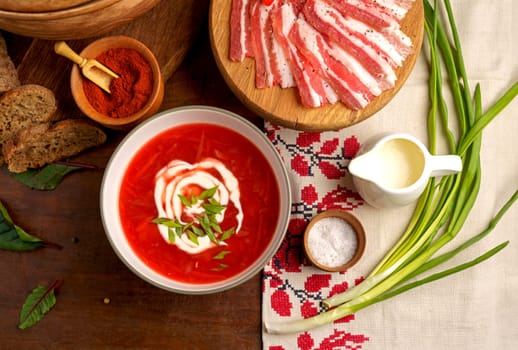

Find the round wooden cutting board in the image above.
[{"left": 209, "top": 0, "right": 424, "bottom": 131}]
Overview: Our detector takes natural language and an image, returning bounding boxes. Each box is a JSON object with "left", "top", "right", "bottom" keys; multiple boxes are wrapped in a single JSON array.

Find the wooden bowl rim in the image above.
[
  {"left": 0, "top": 0, "right": 119, "bottom": 20},
  {"left": 303, "top": 209, "right": 366, "bottom": 272},
  {"left": 0, "top": 0, "right": 93, "bottom": 13},
  {"left": 70, "top": 35, "right": 164, "bottom": 130}
]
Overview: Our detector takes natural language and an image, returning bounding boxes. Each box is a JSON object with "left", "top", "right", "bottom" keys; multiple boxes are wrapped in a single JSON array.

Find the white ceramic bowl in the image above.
[{"left": 100, "top": 106, "right": 291, "bottom": 294}]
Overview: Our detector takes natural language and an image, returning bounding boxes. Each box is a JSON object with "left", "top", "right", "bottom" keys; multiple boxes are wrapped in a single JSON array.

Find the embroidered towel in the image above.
[{"left": 261, "top": 1, "right": 518, "bottom": 349}]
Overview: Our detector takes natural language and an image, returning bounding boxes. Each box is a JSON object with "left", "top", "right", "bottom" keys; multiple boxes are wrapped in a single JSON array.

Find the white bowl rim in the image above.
[{"left": 100, "top": 105, "right": 292, "bottom": 294}]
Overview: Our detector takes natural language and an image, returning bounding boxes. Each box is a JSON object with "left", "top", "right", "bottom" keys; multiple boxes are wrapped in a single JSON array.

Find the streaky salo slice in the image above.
[{"left": 229, "top": 0, "right": 415, "bottom": 110}]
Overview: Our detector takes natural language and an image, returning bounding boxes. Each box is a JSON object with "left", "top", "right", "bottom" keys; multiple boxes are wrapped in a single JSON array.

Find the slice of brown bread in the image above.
[
  {"left": 0, "top": 84, "right": 57, "bottom": 163},
  {"left": 3, "top": 119, "right": 107, "bottom": 173}
]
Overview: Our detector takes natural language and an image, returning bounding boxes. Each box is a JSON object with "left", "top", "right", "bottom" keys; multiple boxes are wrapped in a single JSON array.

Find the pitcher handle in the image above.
[{"left": 428, "top": 155, "right": 463, "bottom": 177}]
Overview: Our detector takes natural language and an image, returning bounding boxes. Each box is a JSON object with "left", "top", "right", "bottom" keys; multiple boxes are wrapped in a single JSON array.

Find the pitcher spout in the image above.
[{"left": 348, "top": 154, "right": 376, "bottom": 183}]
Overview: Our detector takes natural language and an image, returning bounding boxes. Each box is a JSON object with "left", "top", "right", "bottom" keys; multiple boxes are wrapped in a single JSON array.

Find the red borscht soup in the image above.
[{"left": 119, "top": 123, "right": 280, "bottom": 284}]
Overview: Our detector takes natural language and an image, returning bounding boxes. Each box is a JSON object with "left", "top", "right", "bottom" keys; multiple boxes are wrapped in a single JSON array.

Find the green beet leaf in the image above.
[
  {"left": 5, "top": 163, "right": 82, "bottom": 191},
  {"left": 0, "top": 200, "right": 43, "bottom": 251},
  {"left": 18, "top": 280, "right": 61, "bottom": 329}
]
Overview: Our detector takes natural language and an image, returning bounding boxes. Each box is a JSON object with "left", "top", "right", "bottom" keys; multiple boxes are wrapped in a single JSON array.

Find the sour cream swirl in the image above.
[{"left": 154, "top": 158, "right": 243, "bottom": 254}]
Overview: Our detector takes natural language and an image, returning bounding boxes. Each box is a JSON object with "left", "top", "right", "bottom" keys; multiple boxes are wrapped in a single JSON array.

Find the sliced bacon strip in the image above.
[
  {"left": 324, "top": 0, "right": 413, "bottom": 61},
  {"left": 250, "top": 0, "right": 295, "bottom": 89},
  {"left": 228, "top": 0, "right": 415, "bottom": 110},
  {"left": 270, "top": 36, "right": 296, "bottom": 88},
  {"left": 372, "top": 0, "right": 414, "bottom": 20},
  {"left": 249, "top": 0, "right": 273, "bottom": 88},
  {"left": 286, "top": 0, "right": 307, "bottom": 14},
  {"left": 271, "top": 3, "right": 334, "bottom": 107},
  {"left": 303, "top": 0, "right": 397, "bottom": 89},
  {"left": 324, "top": 0, "right": 400, "bottom": 31},
  {"left": 290, "top": 17, "right": 373, "bottom": 110},
  {"left": 267, "top": 2, "right": 296, "bottom": 88},
  {"left": 325, "top": 39, "right": 383, "bottom": 97},
  {"left": 229, "top": 0, "right": 253, "bottom": 61},
  {"left": 344, "top": 15, "right": 411, "bottom": 67}
]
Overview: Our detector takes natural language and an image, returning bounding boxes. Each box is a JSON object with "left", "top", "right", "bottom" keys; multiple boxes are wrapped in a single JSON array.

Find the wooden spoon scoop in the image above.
[{"left": 54, "top": 41, "right": 119, "bottom": 94}]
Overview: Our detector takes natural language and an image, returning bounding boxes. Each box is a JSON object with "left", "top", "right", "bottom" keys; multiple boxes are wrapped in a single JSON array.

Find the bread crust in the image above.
[
  {"left": 3, "top": 119, "right": 107, "bottom": 173},
  {"left": 0, "top": 84, "right": 58, "bottom": 163},
  {"left": 0, "top": 41, "right": 108, "bottom": 172}
]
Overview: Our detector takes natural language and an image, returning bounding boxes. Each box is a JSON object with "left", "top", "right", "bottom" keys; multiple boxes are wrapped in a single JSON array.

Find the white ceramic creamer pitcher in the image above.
[{"left": 349, "top": 133, "right": 462, "bottom": 208}]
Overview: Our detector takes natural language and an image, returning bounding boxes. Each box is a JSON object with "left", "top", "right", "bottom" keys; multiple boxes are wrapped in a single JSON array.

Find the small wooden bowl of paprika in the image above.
[{"left": 70, "top": 35, "right": 164, "bottom": 130}]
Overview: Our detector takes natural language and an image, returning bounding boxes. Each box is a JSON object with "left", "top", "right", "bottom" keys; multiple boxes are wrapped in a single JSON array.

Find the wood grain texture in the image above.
[
  {"left": 0, "top": 0, "right": 160, "bottom": 40},
  {"left": 1, "top": 1, "right": 265, "bottom": 348},
  {"left": 210, "top": 0, "right": 424, "bottom": 131},
  {"left": 0, "top": 0, "right": 92, "bottom": 12}
]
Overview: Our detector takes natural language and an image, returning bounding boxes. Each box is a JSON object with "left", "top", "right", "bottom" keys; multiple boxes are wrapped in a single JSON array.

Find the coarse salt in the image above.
[{"left": 307, "top": 216, "right": 358, "bottom": 268}]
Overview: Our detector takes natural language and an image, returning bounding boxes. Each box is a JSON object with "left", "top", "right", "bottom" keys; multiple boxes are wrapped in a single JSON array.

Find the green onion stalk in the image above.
[{"left": 265, "top": 0, "right": 518, "bottom": 334}]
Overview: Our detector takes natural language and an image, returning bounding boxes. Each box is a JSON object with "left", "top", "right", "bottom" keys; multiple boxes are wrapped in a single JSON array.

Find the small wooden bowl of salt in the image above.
[{"left": 303, "top": 209, "right": 366, "bottom": 272}]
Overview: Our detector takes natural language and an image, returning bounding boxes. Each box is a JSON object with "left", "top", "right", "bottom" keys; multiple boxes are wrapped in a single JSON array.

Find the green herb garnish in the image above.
[
  {"left": 212, "top": 250, "right": 231, "bottom": 260},
  {"left": 178, "top": 194, "right": 192, "bottom": 207},
  {"left": 211, "top": 263, "right": 229, "bottom": 271},
  {"left": 221, "top": 227, "right": 235, "bottom": 241},
  {"left": 186, "top": 230, "right": 199, "bottom": 245},
  {"left": 152, "top": 186, "right": 236, "bottom": 247},
  {"left": 199, "top": 186, "right": 218, "bottom": 199}
]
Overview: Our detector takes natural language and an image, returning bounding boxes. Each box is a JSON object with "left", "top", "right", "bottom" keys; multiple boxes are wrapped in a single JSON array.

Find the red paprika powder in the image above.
[{"left": 83, "top": 47, "right": 154, "bottom": 118}]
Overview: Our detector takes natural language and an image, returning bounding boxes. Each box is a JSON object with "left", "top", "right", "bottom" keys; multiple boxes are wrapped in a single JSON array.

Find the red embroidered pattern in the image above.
[{"left": 262, "top": 122, "right": 369, "bottom": 350}]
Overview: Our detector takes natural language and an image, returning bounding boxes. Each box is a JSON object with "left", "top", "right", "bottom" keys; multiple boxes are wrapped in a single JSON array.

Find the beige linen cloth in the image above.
[{"left": 262, "top": 1, "right": 518, "bottom": 349}]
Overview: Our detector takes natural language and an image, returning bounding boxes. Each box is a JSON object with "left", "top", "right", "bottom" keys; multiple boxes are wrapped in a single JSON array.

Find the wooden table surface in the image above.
[{"left": 0, "top": 9, "right": 264, "bottom": 350}]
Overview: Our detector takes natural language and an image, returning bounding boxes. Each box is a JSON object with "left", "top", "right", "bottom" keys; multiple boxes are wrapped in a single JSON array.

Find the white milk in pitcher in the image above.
[{"left": 373, "top": 138, "right": 425, "bottom": 189}]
